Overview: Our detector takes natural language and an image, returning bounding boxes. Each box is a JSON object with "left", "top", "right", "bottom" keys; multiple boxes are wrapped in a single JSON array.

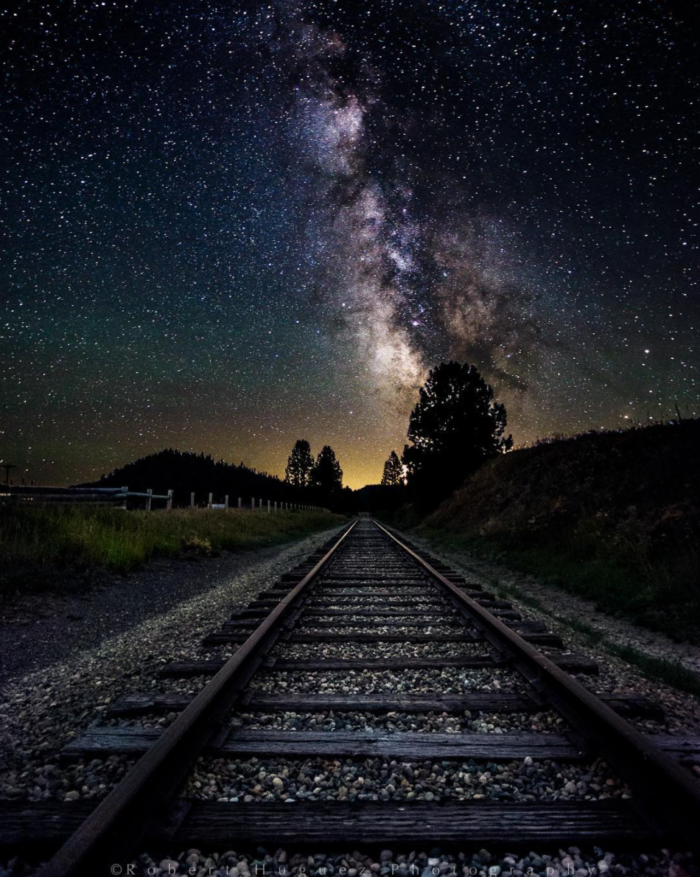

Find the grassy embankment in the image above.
[
  {"left": 0, "top": 505, "right": 345, "bottom": 589},
  {"left": 416, "top": 546, "right": 700, "bottom": 696},
  {"left": 419, "top": 420, "right": 700, "bottom": 645}
]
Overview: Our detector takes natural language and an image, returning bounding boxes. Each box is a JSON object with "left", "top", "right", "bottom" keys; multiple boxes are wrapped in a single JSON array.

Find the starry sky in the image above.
[{"left": 1, "top": 1, "right": 699, "bottom": 489}]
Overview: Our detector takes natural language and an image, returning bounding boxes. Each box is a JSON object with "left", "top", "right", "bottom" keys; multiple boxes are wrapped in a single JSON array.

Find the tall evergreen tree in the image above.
[
  {"left": 284, "top": 439, "right": 315, "bottom": 488},
  {"left": 313, "top": 445, "right": 343, "bottom": 495},
  {"left": 381, "top": 450, "right": 404, "bottom": 486},
  {"left": 402, "top": 362, "right": 512, "bottom": 505}
]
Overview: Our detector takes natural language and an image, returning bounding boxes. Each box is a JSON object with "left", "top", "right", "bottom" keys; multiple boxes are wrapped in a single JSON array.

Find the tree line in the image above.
[
  {"left": 86, "top": 449, "right": 314, "bottom": 507},
  {"left": 284, "top": 361, "right": 513, "bottom": 513},
  {"left": 86, "top": 361, "right": 510, "bottom": 514}
]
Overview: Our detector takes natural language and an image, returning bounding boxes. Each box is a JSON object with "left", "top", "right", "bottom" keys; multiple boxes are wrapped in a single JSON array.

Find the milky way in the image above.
[{"left": 1, "top": 1, "right": 698, "bottom": 487}]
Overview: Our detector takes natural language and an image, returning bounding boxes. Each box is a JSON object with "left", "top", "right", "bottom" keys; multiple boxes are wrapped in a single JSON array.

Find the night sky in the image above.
[{"left": 2, "top": 1, "right": 698, "bottom": 489}]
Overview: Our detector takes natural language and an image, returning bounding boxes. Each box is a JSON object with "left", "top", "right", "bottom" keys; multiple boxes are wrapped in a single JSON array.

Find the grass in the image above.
[
  {"left": 0, "top": 504, "right": 346, "bottom": 587},
  {"left": 605, "top": 643, "right": 700, "bottom": 697},
  {"left": 415, "top": 528, "right": 700, "bottom": 697},
  {"left": 414, "top": 525, "right": 700, "bottom": 645}
]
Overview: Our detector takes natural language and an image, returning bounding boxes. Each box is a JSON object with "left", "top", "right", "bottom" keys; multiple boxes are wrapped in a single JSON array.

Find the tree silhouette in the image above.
[
  {"left": 402, "top": 362, "right": 512, "bottom": 505},
  {"left": 285, "top": 439, "right": 315, "bottom": 488},
  {"left": 381, "top": 450, "right": 404, "bottom": 487},
  {"left": 313, "top": 445, "right": 343, "bottom": 496}
]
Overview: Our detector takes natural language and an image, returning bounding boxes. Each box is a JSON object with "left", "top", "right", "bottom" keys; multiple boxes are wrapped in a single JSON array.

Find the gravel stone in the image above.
[
  {"left": 230, "top": 710, "right": 566, "bottom": 735},
  {"left": 60, "top": 845, "right": 696, "bottom": 877},
  {"left": 183, "top": 754, "right": 631, "bottom": 802},
  {"left": 249, "top": 669, "right": 530, "bottom": 695},
  {"left": 276, "top": 643, "right": 489, "bottom": 660}
]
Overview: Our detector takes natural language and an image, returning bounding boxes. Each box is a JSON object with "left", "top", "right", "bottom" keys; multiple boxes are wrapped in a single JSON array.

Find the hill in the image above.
[
  {"left": 81, "top": 449, "right": 300, "bottom": 507},
  {"left": 425, "top": 420, "right": 700, "bottom": 642}
]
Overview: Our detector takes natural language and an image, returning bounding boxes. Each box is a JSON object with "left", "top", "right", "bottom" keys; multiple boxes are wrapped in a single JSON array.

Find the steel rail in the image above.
[
  {"left": 39, "top": 520, "right": 358, "bottom": 877},
  {"left": 373, "top": 520, "right": 700, "bottom": 849}
]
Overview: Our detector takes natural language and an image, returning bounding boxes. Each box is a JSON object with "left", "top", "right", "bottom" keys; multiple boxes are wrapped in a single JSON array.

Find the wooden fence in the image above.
[
  {"left": 1, "top": 486, "right": 326, "bottom": 513},
  {"left": 194, "top": 494, "right": 325, "bottom": 513}
]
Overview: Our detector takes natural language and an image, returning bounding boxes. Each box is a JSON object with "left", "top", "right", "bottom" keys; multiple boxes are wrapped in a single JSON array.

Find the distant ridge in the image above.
[{"left": 79, "top": 448, "right": 297, "bottom": 505}]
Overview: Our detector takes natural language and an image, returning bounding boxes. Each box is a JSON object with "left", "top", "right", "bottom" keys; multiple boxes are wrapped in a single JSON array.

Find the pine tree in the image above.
[
  {"left": 402, "top": 361, "right": 512, "bottom": 505},
  {"left": 381, "top": 450, "right": 404, "bottom": 486},
  {"left": 284, "top": 439, "right": 315, "bottom": 488},
  {"left": 313, "top": 445, "right": 343, "bottom": 494}
]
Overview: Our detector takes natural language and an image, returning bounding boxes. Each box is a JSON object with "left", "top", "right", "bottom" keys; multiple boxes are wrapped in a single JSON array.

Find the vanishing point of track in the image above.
[{"left": 6, "top": 518, "right": 700, "bottom": 875}]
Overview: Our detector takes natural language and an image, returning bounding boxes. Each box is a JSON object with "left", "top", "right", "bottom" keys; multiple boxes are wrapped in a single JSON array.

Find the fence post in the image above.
[
  {"left": 259, "top": 498, "right": 263, "bottom": 510},
  {"left": 190, "top": 492, "right": 195, "bottom": 509},
  {"left": 274, "top": 501, "right": 277, "bottom": 512},
  {"left": 208, "top": 492, "right": 213, "bottom": 509},
  {"left": 267, "top": 500, "right": 271, "bottom": 513},
  {"left": 167, "top": 489, "right": 173, "bottom": 511},
  {"left": 238, "top": 497, "right": 242, "bottom": 509},
  {"left": 146, "top": 489, "right": 153, "bottom": 512},
  {"left": 225, "top": 495, "right": 229, "bottom": 509},
  {"left": 251, "top": 497, "right": 255, "bottom": 510}
]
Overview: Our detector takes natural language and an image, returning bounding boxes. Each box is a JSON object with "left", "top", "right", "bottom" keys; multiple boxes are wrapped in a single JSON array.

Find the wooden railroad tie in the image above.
[
  {"left": 0, "top": 799, "right": 665, "bottom": 850},
  {"left": 105, "top": 690, "right": 664, "bottom": 721},
  {"left": 159, "top": 653, "right": 600, "bottom": 676},
  {"left": 61, "top": 727, "right": 700, "bottom": 764}
]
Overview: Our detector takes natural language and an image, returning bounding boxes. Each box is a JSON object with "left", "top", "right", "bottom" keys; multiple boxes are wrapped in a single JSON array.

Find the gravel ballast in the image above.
[
  {"left": 275, "top": 643, "right": 489, "bottom": 659},
  {"left": 230, "top": 710, "right": 566, "bottom": 735},
  {"left": 184, "top": 753, "right": 629, "bottom": 802},
  {"left": 7, "top": 845, "right": 695, "bottom": 877},
  {"left": 249, "top": 669, "right": 528, "bottom": 695},
  {"left": 312, "top": 597, "right": 448, "bottom": 607}
]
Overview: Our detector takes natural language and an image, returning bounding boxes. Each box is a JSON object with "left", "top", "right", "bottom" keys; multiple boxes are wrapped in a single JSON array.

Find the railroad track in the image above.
[{"left": 3, "top": 518, "right": 700, "bottom": 875}]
